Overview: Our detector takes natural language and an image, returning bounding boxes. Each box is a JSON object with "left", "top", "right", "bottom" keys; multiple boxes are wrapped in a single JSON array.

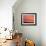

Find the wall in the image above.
[
  {"left": 0, "top": 0, "right": 16, "bottom": 30},
  {"left": 0, "top": 0, "right": 17, "bottom": 38},
  {"left": 41, "top": 0, "right": 46, "bottom": 46},
  {"left": 13, "top": 0, "right": 41, "bottom": 46}
]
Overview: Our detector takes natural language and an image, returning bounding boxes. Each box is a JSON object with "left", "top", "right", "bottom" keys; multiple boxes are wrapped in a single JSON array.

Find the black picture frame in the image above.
[{"left": 21, "top": 13, "right": 37, "bottom": 26}]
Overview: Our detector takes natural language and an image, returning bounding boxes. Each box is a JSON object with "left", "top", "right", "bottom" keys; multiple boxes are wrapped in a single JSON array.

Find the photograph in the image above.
[{"left": 21, "top": 13, "right": 37, "bottom": 25}]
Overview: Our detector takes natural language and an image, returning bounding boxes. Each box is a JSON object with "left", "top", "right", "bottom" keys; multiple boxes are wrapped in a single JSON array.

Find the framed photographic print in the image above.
[{"left": 21, "top": 13, "right": 37, "bottom": 26}]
